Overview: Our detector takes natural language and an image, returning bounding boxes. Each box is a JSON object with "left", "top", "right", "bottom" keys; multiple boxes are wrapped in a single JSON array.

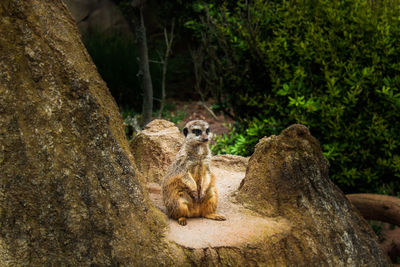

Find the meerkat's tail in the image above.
[{"left": 204, "top": 213, "right": 226, "bottom": 221}]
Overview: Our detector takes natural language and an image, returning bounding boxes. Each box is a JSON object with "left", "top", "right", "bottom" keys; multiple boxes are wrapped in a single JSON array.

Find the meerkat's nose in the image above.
[{"left": 202, "top": 138, "right": 209, "bottom": 142}]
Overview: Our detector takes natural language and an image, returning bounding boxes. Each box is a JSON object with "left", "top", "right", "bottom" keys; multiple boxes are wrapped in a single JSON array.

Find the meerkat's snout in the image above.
[{"left": 202, "top": 132, "right": 209, "bottom": 142}]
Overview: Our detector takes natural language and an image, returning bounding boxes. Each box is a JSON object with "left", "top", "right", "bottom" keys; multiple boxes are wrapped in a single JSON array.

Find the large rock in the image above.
[
  {"left": 0, "top": 1, "right": 170, "bottom": 265},
  {"left": 131, "top": 119, "right": 184, "bottom": 183},
  {"left": 237, "top": 124, "right": 388, "bottom": 265}
]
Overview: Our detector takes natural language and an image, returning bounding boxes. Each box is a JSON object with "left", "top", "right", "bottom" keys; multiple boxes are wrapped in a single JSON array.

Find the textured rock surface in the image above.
[
  {"left": 237, "top": 124, "right": 389, "bottom": 265},
  {"left": 131, "top": 119, "right": 184, "bottom": 183},
  {"left": 0, "top": 1, "right": 170, "bottom": 266}
]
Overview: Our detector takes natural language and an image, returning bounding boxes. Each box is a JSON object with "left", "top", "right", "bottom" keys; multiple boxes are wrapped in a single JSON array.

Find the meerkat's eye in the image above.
[
  {"left": 192, "top": 129, "right": 202, "bottom": 136},
  {"left": 206, "top": 128, "right": 210, "bottom": 134}
]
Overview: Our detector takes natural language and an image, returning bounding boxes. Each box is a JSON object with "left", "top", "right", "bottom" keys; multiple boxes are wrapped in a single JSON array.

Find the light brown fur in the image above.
[{"left": 162, "top": 120, "right": 226, "bottom": 226}]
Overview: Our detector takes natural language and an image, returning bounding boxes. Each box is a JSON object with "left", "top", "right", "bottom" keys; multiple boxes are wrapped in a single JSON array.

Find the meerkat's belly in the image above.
[
  {"left": 187, "top": 163, "right": 208, "bottom": 217},
  {"left": 189, "top": 163, "right": 207, "bottom": 190}
]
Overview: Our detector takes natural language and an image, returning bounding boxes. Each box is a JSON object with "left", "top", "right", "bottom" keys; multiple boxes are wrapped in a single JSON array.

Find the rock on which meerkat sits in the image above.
[{"left": 140, "top": 122, "right": 389, "bottom": 265}]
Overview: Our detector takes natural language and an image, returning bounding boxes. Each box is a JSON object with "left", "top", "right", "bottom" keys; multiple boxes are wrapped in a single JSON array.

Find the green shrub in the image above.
[
  {"left": 211, "top": 117, "right": 283, "bottom": 155},
  {"left": 190, "top": 0, "right": 400, "bottom": 196}
]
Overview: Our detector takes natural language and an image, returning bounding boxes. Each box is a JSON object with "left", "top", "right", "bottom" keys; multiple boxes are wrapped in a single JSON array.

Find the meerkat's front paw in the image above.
[
  {"left": 198, "top": 191, "right": 206, "bottom": 202},
  {"left": 178, "top": 217, "right": 187, "bottom": 226},
  {"left": 189, "top": 190, "right": 198, "bottom": 200},
  {"left": 204, "top": 213, "right": 226, "bottom": 221}
]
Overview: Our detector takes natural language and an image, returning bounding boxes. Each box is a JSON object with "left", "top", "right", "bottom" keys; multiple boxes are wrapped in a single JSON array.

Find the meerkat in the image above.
[{"left": 162, "top": 120, "right": 226, "bottom": 226}]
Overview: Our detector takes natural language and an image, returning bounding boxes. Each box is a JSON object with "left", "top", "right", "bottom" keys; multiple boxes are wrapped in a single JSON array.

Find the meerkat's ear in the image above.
[{"left": 183, "top": 127, "right": 188, "bottom": 137}]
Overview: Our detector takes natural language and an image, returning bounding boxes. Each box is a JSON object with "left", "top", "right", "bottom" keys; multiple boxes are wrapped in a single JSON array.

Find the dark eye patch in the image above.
[
  {"left": 192, "top": 129, "right": 202, "bottom": 136},
  {"left": 206, "top": 128, "right": 210, "bottom": 134}
]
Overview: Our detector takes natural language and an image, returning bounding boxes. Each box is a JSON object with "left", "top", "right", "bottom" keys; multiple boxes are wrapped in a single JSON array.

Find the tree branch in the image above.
[{"left": 347, "top": 193, "right": 400, "bottom": 226}]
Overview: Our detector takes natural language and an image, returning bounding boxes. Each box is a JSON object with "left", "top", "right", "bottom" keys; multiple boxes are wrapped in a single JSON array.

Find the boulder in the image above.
[
  {"left": 131, "top": 119, "right": 184, "bottom": 183},
  {"left": 236, "top": 124, "right": 388, "bottom": 265},
  {"left": 0, "top": 1, "right": 170, "bottom": 265}
]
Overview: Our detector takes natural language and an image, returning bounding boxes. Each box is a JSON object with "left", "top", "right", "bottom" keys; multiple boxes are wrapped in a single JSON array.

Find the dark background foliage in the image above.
[
  {"left": 186, "top": 0, "right": 400, "bottom": 196},
  {"left": 84, "top": 0, "right": 400, "bottom": 196}
]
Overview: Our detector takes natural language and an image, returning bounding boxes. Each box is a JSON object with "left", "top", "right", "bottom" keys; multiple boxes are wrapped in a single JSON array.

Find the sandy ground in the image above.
[{"left": 147, "top": 161, "right": 290, "bottom": 249}]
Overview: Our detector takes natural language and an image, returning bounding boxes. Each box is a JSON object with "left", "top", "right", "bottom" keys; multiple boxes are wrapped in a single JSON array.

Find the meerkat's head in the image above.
[{"left": 183, "top": 120, "right": 212, "bottom": 146}]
